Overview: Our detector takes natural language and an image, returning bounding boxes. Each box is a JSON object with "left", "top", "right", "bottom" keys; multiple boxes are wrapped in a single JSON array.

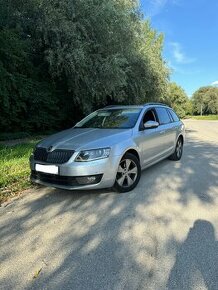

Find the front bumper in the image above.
[{"left": 30, "top": 154, "right": 121, "bottom": 190}]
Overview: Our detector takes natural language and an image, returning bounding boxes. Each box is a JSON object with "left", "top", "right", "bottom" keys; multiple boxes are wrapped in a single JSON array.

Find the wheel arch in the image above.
[
  {"left": 123, "top": 148, "right": 141, "bottom": 164},
  {"left": 114, "top": 148, "right": 142, "bottom": 192}
]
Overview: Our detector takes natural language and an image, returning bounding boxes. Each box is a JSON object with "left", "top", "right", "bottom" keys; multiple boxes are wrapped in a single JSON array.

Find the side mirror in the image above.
[{"left": 144, "top": 120, "right": 159, "bottom": 129}]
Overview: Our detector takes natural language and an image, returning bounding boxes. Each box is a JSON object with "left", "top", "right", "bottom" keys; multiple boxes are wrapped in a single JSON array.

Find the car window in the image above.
[
  {"left": 142, "top": 109, "right": 157, "bottom": 124},
  {"left": 75, "top": 108, "right": 142, "bottom": 129},
  {"left": 155, "top": 107, "right": 171, "bottom": 125},
  {"left": 168, "top": 109, "right": 180, "bottom": 122}
]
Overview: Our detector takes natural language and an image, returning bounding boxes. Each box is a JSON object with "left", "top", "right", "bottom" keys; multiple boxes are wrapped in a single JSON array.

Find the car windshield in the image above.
[{"left": 75, "top": 108, "right": 142, "bottom": 129}]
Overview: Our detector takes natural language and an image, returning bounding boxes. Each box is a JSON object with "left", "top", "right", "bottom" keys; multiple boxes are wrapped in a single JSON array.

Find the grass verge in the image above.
[
  {"left": 0, "top": 140, "right": 39, "bottom": 205},
  {"left": 188, "top": 115, "right": 218, "bottom": 120}
]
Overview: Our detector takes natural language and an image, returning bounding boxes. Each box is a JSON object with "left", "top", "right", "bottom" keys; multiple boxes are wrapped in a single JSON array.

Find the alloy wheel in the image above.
[
  {"left": 116, "top": 159, "right": 138, "bottom": 188},
  {"left": 176, "top": 140, "right": 183, "bottom": 158}
]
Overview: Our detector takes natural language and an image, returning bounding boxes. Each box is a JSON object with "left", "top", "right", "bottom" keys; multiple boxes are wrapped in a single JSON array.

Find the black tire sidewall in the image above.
[
  {"left": 176, "top": 139, "right": 183, "bottom": 159},
  {"left": 169, "top": 137, "right": 183, "bottom": 161}
]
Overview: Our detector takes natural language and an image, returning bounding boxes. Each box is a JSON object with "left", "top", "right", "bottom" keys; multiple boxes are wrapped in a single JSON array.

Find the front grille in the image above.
[
  {"left": 34, "top": 147, "right": 74, "bottom": 164},
  {"left": 31, "top": 171, "right": 103, "bottom": 187}
]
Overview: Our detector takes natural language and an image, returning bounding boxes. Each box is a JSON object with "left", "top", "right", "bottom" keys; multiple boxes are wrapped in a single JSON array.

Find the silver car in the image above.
[{"left": 30, "top": 103, "right": 185, "bottom": 192}]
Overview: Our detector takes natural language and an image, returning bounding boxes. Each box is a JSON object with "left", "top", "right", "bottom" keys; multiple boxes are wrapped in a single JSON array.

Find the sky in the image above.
[{"left": 140, "top": 0, "right": 218, "bottom": 96}]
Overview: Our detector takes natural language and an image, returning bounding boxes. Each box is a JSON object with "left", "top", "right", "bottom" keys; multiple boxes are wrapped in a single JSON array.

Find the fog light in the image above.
[{"left": 76, "top": 175, "right": 102, "bottom": 185}]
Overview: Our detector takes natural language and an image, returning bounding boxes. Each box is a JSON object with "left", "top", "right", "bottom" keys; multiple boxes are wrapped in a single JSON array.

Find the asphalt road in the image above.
[{"left": 1, "top": 120, "right": 218, "bottom": 290}]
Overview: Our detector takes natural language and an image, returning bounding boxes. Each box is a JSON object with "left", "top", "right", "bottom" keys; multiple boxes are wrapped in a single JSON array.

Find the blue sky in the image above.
[{"left": 140, "top": 0, "right": 218, "bottom": 96}]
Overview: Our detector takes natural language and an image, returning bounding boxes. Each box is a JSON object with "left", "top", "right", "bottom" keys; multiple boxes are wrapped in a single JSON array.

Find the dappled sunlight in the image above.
[
  {"left": 81, "top": 236, "right": 102, "bottom": 255},
  {"left": 0, "top": 121, "right": 218, "bottom": 289}
]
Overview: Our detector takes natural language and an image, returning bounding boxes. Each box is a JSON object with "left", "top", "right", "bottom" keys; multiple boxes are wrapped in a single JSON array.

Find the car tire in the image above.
[
  {"left": 169, "top": 137, "right": 183, "bottom": 161},
  {"left": 113, "top": 153, "right": 141, "bottom": 193}
]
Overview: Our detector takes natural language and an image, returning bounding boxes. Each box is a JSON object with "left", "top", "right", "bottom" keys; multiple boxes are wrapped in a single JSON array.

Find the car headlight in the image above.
[{"left": 75, "top": 148, "right": 111, "bottom": 162}]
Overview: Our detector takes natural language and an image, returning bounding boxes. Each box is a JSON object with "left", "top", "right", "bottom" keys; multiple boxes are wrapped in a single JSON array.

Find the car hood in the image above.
[{"left": 37, "top": 128, "right": 133, "bottom": 151}]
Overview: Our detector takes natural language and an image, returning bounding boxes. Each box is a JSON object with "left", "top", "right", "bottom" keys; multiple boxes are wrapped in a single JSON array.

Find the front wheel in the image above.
[
  {"left": 113, "top": 153, "right": 141, "bottom": 193},
  {"left": 169, "top": 137, "right": 183, "bottom": 161}
]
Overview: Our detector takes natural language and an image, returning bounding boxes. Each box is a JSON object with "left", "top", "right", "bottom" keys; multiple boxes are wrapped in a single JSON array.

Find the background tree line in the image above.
[
  {"left": 0, "top": 0, "right": 169, "bottom": 133},
  {"left": 0, "top": 0, "right": 217, "bottom": 136},
  {"left": 163, "top": 84, "right": 218, "bottom": 118},
  {"left": 192, "top": 86, "right": 218, "bottom": 115}
]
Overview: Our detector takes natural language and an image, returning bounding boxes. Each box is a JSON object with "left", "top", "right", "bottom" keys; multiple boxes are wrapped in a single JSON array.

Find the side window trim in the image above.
[
  {"left": 154, "top": 107, "right": 163, "bottom": 126},
  {"left": 169, "top": 109, "right": 180, "bottom": 122},
  {"left": 167, "top": 109, "right": 174, "bottom": 123},
  {"left": 154, "top": 107, "right": 161, "bottom": 124}
]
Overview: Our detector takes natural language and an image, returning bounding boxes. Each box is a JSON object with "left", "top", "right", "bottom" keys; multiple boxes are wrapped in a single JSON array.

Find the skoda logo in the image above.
[{"left": 47, "top": 146, "right": 53, "bottom": 152}]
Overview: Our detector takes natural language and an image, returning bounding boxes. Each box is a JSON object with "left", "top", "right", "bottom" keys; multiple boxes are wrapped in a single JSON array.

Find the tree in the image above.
[
  {"left": 0, "top": 28, "right": 62, "bottom": 132},
  {"left": 37, "top": 0, "right": 169, "bottom": 111},
  {"left": 161, "top": 82, "right": 190, "bottom": 118},
  {"left": 0, "top": 0, "right": 169, "bottom": 133},
  {"left": 0, "top": 0, "right": 64, "bottom": 132},
  {"left": 192, "top": 86, "right": 218, "bottom": 115}
]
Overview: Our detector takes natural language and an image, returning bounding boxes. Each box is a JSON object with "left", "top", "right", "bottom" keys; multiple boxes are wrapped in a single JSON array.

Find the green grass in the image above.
[
  {"left": 189, "top": 115, "right": 218, "bottom": 120},
  {"left": 0, "top": 140, "right": 39, "bottom": 204}
]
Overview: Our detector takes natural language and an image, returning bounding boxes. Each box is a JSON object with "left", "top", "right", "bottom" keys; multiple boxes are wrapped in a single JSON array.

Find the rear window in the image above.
[
  {"left": 155, "top": 107, "right": 171, "bottom": 125},
  {"left": 169, "top": 109, "right": 180, "bottom": 122}
]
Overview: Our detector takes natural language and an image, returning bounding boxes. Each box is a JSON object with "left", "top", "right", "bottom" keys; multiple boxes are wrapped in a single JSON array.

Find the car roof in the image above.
[
  {"left": 102, "top": 103, "right": 171, "bottom": 110},
  {"left": 102, "top": 105, "right": 144, "bottom": 110}
]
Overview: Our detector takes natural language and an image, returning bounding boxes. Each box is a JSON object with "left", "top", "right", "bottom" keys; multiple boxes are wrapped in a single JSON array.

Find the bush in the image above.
[
  {"left": 0, "top": 141, "right": 38, "bottom": 204},
  {"left": 0, "top": 132, "right": 30, "bottom": 141}
]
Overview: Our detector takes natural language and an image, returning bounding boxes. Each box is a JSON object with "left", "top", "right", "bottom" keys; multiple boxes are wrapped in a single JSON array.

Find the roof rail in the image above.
[
  {"left": 104, "top": 105, "right": 118, "bottom": 108},
  {"left": 143, "top": 102, "right": 168, "bottom": 107}
]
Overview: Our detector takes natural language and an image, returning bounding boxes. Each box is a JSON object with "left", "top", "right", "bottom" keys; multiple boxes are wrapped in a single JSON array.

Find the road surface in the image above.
[{"left": 1, "top": 120, "right": 218, "bottom": 290}]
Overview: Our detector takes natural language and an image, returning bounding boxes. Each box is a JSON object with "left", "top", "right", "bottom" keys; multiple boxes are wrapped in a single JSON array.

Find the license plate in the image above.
[{"left": 35, "top": 164, "right": 58, "bottom": 175}]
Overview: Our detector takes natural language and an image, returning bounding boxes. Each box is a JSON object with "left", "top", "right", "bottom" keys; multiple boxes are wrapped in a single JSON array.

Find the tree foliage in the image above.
[
  {"left": 0, "top": 0, "right": 169, "bottom": 133},
  {"left": 0, "top": 28, "right": 61, "bottom": 132},
  {"left": 161, "top": 82, "right": 190, "bottom": 118},
  {"left": 192, "top": 86, "right": 218, "bottom": 115}
]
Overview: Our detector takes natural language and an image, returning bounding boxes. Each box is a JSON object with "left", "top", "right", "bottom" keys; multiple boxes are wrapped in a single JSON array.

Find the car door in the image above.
[
  {"left": 135, "top": 108, "right": 163, "bottom": 167},
  {"left": 154, "top": 107, "right": 176, "bottom": 156}
]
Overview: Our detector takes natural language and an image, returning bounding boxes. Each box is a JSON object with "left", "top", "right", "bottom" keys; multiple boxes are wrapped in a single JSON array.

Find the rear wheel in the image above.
[
  {"left": 169, "top": 137, "right": 183, "bottom": 161},
  {"left": 113, "top": 153, "right": 141, "bottom": 193}
]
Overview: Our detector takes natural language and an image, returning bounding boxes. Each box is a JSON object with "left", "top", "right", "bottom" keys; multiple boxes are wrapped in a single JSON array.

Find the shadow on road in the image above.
[
  {"left": 0, "top": 135, "right": 218, "bottom": 289},
  {"left": 176, "top": 139, "right": 218, "bottom": 204},
  {"left": 167, "top": 219, "right": 218, "bottom": 290}
]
